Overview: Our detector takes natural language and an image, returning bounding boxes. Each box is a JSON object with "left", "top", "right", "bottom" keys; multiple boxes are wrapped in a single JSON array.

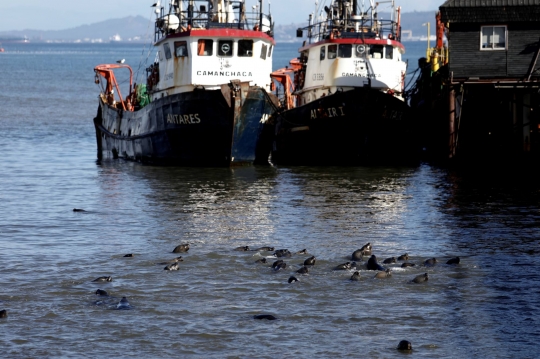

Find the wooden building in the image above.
[{"left": 433, "top": 1, "right": 540, "bottom": 162}]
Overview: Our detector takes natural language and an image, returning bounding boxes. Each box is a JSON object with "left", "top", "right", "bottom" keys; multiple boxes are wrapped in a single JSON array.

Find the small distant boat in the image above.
[
  {"left": 109, "top": 34, "right": 122, "bottom": 42},
  {"left": 269, "top": 0, "right": 418, "bottom": 165},
  {"left": 93, "top": 0, "right": 278, "bottom": 166}
]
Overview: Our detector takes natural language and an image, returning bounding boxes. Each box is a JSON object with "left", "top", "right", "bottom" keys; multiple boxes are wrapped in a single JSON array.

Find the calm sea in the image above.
[{"left": 1, "top": 40, "right": 539, "bottom": 359}]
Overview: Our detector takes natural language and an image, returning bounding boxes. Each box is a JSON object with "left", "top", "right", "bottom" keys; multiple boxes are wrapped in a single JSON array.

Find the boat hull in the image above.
[
  {"left": 271, "top": 88, "right": 419, "bottom": 165},
  {"left": 93, "top": 86, "right": 276, "bottom": 166}
]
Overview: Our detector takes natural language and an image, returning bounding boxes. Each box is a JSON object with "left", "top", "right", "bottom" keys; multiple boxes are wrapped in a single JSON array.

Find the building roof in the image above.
[{"left": 440, "top": 0, "right": 540, "bottom": 22}]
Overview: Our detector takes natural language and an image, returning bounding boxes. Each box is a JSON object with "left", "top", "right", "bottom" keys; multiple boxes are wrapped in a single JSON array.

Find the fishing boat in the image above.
[
  {"left": 269, "top": 0, "right": 418, "bottom": 165},
  {"left": 93, "top": 0, "right": 278, "bottom": 166}
]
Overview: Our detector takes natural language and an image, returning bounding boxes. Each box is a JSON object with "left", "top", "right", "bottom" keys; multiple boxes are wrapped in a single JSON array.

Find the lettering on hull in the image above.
[
  {"left": 167, "top": 113, "right": 201, "bottom": 124},
  {"left": 196, "top": 71, "right": 253, "bottom": 76},
  {"left": 342, "top": 73, "right": 381, "bottom": 78},
  {"left": 310, "top": 106, "right": 345, "bottom": 119}
]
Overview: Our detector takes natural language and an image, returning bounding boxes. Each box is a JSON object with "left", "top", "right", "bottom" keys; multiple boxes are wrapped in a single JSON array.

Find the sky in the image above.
[{"left": 0, "top": 0, "right": 443, "bottom": 32}]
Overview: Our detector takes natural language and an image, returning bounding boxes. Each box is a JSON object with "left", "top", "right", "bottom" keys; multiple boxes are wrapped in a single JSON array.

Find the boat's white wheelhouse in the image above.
[
  {"left": 298, "top": 39, "right": 407, "bottom": 103},
  {"left": 152, "top": 31, "right": 274, "bottom": 98}
]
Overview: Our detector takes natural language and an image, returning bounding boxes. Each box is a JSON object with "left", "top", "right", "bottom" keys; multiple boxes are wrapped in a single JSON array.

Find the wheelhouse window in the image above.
[
  {"left": 268, "top": 45, "right": 273, "bottom": 57},
  {"left": 320, "top": 46, "right": 326, "bottom": 60},
  {"left": 261, "top": 44, "right": 267, "bottom": 59},
  {"left": 385, "top": 45, "right": 393, "bottom": 59},
  {"left": 354, "top": 44, "right": 368, "bottom": 57},
  {"left": 163, "top": 43, "right": 172, "bottom": 59},
  {"left": 175, "top": 41, "right": 188, "bottom": 57},
  {"left": 238, "top": 40, "right": 253, "bottom": 57},
  {"left": 218, "top": 40, "right": 233, "bottom": 56},
  {"left": 197, "top": 39, "right": 213, "bottom": 56},
  {"left": 370, "top": 44, "right": 384, "bottom": 59},
  {"left": 328, "top": 45, "right": 337, "bottom": 59},
  {"left": 481, "top": 26, "right": 507, "bottom": 50},
  {"left": 338, "top": 44, "right": 352, "bottom": 58}
]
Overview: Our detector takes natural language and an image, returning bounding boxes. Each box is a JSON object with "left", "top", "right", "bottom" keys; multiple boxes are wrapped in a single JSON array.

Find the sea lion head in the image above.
[
  {"left": 116, "top": 297, "right": 131, "bottom": 310},
  {"left": 95, "top": 289, "right": 108, "bottom": 296},
  {"left": 172, "top": 243, "right": 190, "bottom": 253},
  {"left": 350, "top": 271, "right": 361, "bottom": 281},
  {"left": 288, "top": 276, "right": 299, "bottom": 283},
  {"left": 397, "top": 340, "right": 412, "bottom": 351}
]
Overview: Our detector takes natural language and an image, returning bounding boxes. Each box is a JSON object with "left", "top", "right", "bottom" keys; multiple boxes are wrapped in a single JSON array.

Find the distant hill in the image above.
[
  {"left": 0, "top": 16, "right": 153, "bottom": 43},
  {"left": 0, "top": 11, "right": 436, "bottom": 43}
]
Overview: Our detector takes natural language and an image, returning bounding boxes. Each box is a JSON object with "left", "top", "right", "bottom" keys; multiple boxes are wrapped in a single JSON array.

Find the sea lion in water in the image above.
[
  {"left": 401, "top": 262, "right": 416, "bottom": 268},
  {"left": 272, "top": 260, "right": 287, "bottom": 271},
  {"left": 172, "top": 243, "right": 190, "bottom": 253},
  {"left": 351, "top": 249, "right": 364, "bottom": 261},
  {"left": 412, "top": 273, "right": 429, "bottom": 283},
  {"left": 164, "top": 263, "right": 180, "bottom": 271},
  {"left": 366, "top": 255, "right": 385, "bottom": 271},
  {"left": 424, "top": 258, "right": 437, "bottom": 267},
  {"left": 95, "top": 289, "right": 108, "bottom": 296},
  {"left": 304, "top": 256, "right": 316, "bottom": 266},
  {"left": 296, "top": 266, "right": 309, "bottom": 274},
  {"left": 446, "top": 257, "right": 460, "bottom": 265},
  {"left": 255, "top": 258, "right": 268, "bottom": 264},
  {"left": 0, "top": 309, "right": 7, "bottom": 318},
  {"left": 288, "top": 276, "right": 299, "bottom": 283},
  {"left": 254, "top": 314, "right": 276, "bottom": 320},
  {"left": 397, "top": 340, "right": 412, "bottom": 351},
  {"left": 273, "top": 249, "right": 292, "bottom": 258},
  {"left": 116, "top": 297, "right": 131, "bottom": 310},
  {"left": 383, "top": 257, "right": 396, "bottom": 264},
  {"left": 350, "top": 271, "right": 361, "bottom": 281},
  {"left": 360, "top": 242, "right": 372, "bottom": 255},
  {"left": 73, "top": 208, "right": 86, "bottom": 212},
  {"left": 123, "top": 253, "right": 133, "bottom": 257},
  {"left": 296, "top": 249, "right": 308, "bottom": 255},
  {"left": 157, "top": 256, "right": 183, "bottom": 265},
  {"left": 374, "top": 269, "right": 392, "bottom": 279},
  {"left": 234, "top": 246, "right": 250, "bottom": 251},
  {"left": 92, "top": 276, "right": 112, "bottom": 282},
  {"left": 397, "top": 253, "right": 409, "bottom": 261},
  {"left": 255, "top": 246, "right": 274, "bottom": 252},
  {"left": 334, "top": 262, "right": 355, "bottom": 270}
]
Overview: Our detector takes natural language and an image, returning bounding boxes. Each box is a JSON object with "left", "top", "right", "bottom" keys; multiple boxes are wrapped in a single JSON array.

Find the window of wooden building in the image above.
[{"left": 481, "top": 26, "right": 507, "bottom": 50}]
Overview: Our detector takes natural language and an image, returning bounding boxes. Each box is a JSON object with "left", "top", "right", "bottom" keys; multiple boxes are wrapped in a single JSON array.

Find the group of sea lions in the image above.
[
  {"left": 243, "top": 241, "right": 461, "bottom": 287},
  {"left": 341, "top": 243, "right": 460, "bottom": 284},
  {"left": 90, "top": 242, "right": 192, "bottom": 310},
  {"left": 242, "top": 242, "right": 460, "bottom": 337}
]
